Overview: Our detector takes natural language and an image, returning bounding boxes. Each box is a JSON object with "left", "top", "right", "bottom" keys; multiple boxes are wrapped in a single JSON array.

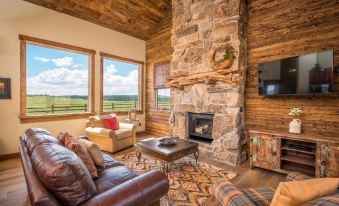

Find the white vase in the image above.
[{"left": 289, "top": 119, "right": 302, "bottom": 134}]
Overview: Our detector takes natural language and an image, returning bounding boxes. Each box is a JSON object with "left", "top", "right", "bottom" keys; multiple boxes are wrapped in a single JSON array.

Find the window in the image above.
[
  {"left": 154, "top": 61, "right": 170, "bottom": 111},
  {"left": 100, "top": 53, "right": 144, "bottom": 113},
  {"left": 156, "top": 88, "right": 170, "bottom": 111},
  {"left": 19, "top": 35, "right": 95, "bottom": 122}
]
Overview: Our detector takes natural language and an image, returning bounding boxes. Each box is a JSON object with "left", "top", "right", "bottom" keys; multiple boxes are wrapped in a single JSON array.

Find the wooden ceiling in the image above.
[{"left": 24, "top": 0, "right": 172, "bottom": 40}]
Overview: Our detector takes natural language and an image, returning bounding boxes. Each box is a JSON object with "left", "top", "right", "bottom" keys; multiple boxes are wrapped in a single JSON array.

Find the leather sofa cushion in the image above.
[
  {"left": 94, "top": 165, "right": 138, "bottom": 194},
  {"left": 24, "top": 128, "right": 52, "bottom": 139},
  {"left": 96, "top": 153, "right": 124, "bottom": 175},
  {"left": 30, "top": 135, "right": 97, "bottom": 206},
  {"left": 25, "top": 129, "right": 60, "bottom": 154},
  {"left": 103, "top": 153, "right": 124, "bottom": 169}
]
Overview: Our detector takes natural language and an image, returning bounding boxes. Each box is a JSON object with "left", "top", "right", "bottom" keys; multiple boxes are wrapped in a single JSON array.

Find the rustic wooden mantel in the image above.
[{"left": 167, "top": 67, "right": 242, "bottom": 89}]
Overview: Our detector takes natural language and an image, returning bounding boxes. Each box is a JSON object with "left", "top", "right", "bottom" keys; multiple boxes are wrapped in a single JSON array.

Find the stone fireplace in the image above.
[{"left": 169, "top": 0, "right": 247, "bottom": 166}]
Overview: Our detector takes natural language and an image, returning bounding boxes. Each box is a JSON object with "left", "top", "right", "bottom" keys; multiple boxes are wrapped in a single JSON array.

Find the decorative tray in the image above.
[{"left": 159, "top": 136, "right": 177, "bottom": 146}]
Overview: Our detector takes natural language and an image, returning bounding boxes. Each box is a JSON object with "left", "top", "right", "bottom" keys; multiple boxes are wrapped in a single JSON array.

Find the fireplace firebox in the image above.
[{"left": 187, "top": 112, "right": 214, "bottom": 143}]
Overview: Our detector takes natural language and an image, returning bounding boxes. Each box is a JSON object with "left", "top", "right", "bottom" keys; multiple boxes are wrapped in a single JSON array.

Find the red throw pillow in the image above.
[
  {"left": 57, "top": 132, "right": 98, "bottom": 178},
  {"left": 102, "top": 117, "right": 120, "bottom": 130}
]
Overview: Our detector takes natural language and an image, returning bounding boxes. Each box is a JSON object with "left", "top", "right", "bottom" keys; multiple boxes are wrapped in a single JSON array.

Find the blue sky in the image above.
[
  {"left": 103, "top": 58, "right": 138, "bottom": 77},
  {"left": 26, "top": 44, "right": 139, "bottom": 96},
  {"left": 26, "top": 44, "right": 88, "bottom": 77}
]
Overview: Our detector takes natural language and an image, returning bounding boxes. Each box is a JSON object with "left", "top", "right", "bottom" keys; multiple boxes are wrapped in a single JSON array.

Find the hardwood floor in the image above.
[{"left": 0, "top": 133, "right": 285, "bottom": 206}]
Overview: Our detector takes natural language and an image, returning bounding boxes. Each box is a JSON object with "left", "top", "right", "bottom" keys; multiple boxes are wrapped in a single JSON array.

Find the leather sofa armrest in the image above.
[{"left": 80, "top": 170, "right": 169, "bottom": 206}]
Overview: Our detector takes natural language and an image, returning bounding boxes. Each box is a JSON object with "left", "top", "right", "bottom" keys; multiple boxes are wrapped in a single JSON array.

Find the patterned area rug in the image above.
[{"left": 114, "top": 152, "right": 237, "bottom": 206}]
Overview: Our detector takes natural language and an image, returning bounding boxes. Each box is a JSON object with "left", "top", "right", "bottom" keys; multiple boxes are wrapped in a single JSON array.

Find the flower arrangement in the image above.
[{"left": 288, "top": 107, "right": 303, "bottom": 118}]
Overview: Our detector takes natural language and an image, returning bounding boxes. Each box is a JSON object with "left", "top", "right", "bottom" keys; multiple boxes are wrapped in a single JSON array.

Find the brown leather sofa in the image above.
[{"left": 19, "top": 128, "right": 169, "bottom": 206}]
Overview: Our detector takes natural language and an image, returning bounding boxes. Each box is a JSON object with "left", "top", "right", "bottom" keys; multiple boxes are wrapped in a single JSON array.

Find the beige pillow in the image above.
[
  {"left": 57, "top": 132, "right": 98, "bottom": 178},
  {"left": 270, "top": 178, "right": 339, "bottom": 206},
  {"left": 78, "top": 139, "right": 105, "bottom": 168}
]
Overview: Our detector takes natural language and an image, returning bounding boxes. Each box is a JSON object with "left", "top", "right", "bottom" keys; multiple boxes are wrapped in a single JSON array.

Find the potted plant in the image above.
[{"left": 288, "top": 107, "right": 303, "bottom": 134}]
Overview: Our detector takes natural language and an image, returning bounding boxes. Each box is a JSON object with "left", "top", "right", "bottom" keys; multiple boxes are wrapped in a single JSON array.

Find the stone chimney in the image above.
[{"left": 169, "top": 0, "right": 247, "bottom": 166}]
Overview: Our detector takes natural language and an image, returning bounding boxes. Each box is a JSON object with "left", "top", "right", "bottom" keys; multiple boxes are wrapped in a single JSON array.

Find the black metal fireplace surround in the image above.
[{"left": 187, "top": 112, "right": 214, "bottom": 143}]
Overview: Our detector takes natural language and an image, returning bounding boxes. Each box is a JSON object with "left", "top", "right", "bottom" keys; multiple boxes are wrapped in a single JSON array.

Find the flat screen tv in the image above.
[{"left": 258, "top": 50, "right": 334, "bottom": 96}]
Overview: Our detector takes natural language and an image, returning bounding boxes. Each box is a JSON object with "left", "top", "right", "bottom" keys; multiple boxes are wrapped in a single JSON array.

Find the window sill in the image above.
[
  {"left": 19, "top": 113, "right": 95, "bottom": 123},
  {"left": 100, "top": 110, "right": 144, "bottom": 115}
]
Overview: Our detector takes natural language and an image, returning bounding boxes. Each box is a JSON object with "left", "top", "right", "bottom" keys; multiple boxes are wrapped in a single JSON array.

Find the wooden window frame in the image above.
[
  {"left": 19, "top": 35, "right": 96, "bottom": 123},
  {"left": 153, "top": 60, "right": 170, "bottom": 112},
  {"left": 100, "top": 52, "right": 144, "bottom": 115}
]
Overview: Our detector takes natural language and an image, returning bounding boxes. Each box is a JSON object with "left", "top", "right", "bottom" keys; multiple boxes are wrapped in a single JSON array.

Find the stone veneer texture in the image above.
[{"left": 170, "top": 0, "right": 247, "bottom": 165}]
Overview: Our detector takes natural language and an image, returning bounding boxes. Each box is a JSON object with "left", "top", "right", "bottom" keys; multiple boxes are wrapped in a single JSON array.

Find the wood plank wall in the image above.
[
  {"left": 145, "top": 14, "right": 173, "bottom": 136},
  {"left": 246, "top": 0, "right": 339, "bottom": 136}
]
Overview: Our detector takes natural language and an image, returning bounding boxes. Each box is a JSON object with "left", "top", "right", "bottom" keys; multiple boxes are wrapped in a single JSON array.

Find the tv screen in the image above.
[{"left": 258, "top": 50, "right": 334, "bottom": 96}]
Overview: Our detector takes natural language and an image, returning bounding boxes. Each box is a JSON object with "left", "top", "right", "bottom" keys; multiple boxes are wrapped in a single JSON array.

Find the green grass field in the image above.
[{"left": 26, "top": 95, "right": 169, "bottom": 115}]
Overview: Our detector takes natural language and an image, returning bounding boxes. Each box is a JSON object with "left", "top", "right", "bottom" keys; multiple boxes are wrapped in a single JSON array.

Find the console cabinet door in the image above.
[
  {"left": 327, "top": 143, "right": 339, "bottom": 177},
  {"left": 251, "top": 134, "right": 280, "bottom": 170}
]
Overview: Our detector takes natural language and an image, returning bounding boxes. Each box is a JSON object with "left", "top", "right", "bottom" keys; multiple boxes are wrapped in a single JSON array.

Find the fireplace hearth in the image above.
[{"left": 187, "top": 113, "right": 214, "bottom": 143}]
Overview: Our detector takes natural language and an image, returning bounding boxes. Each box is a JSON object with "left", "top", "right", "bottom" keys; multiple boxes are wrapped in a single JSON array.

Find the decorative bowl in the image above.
[{"left": 159, "top": 136, "right": 177, "bottom": 146}]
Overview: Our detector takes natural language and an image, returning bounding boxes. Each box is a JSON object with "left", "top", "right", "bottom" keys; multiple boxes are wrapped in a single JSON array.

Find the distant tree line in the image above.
[{"left": 27, "top": 94, "right": 169, "bottom": 101}]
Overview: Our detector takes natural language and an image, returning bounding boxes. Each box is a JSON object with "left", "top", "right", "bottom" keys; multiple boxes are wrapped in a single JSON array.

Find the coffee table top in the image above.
[{"left": 136, "top": 138, "right": 198, "bottom": 156}]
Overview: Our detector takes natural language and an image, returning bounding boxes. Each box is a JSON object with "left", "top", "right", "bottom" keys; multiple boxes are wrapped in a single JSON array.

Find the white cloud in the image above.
[
  {"left": 27, "top": 67, "right": 88, "bottom": 96},
  {"left": 26, "top": 64, "right": 139, "bottom": 96},
  {"left": 34, "top": 57, "right": 50, "bottom": 63},
  {"left": 73, "top": 64, "right": 84, "bottom": 68},
  {"left": 52, "top": 56, "right": 73, "bottom": 67},
  {"left": 103, "top": 65, "right": 139, "bottom": 95}
]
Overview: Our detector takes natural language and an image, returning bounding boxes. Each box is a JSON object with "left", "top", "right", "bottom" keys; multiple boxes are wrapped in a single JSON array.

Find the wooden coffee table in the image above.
[{"left": 136, "top": 138, "right": 199, "bottom": 174}]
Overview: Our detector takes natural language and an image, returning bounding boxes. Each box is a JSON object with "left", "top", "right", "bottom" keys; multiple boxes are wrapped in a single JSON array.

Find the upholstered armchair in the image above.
[
  {"left": 85, "top": 114, "right": 137, "bottom": 153},
  {"left": 213, "top": 172, "right": 339, "bottom": 206}
]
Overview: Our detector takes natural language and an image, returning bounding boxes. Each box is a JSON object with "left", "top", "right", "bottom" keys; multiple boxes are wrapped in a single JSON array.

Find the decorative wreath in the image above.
[{"left": 210, "top": 44, "right": 235, "bottom": 71}]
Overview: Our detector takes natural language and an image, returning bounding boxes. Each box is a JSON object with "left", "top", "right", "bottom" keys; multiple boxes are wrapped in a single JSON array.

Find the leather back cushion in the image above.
[
  {"left": 29, "top": 132, "right": 97, "bottom": 205},
  {"left": 26, "top": 133, "right": 60, "bottom": 154},
  {"left": 24, "top": 128, "right": 52, "bottom": 138}
]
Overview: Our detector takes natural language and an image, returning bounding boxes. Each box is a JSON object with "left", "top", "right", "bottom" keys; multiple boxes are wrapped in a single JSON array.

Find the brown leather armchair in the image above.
[{"left": 19, "top": 128, "right": 169, "bottom": 206}]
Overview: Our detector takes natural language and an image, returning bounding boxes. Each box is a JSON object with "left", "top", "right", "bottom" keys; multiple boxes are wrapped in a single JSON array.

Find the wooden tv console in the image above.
[{"left": 249, "top": 130, "right": 339, "bottom": 177}]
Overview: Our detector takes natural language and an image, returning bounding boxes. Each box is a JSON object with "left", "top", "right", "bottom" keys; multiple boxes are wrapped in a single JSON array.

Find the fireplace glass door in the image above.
[{"left": 188, "top": 113, "right": 214, "bottom": 143}]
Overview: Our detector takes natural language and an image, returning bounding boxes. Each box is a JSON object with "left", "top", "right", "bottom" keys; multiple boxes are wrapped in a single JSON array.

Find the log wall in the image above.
[
  {"left": 145, "top": 14, "right": 172, "bottom": 136},
  {"left": 246, "top": 0, "right": 339, "bottom": 136}
]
